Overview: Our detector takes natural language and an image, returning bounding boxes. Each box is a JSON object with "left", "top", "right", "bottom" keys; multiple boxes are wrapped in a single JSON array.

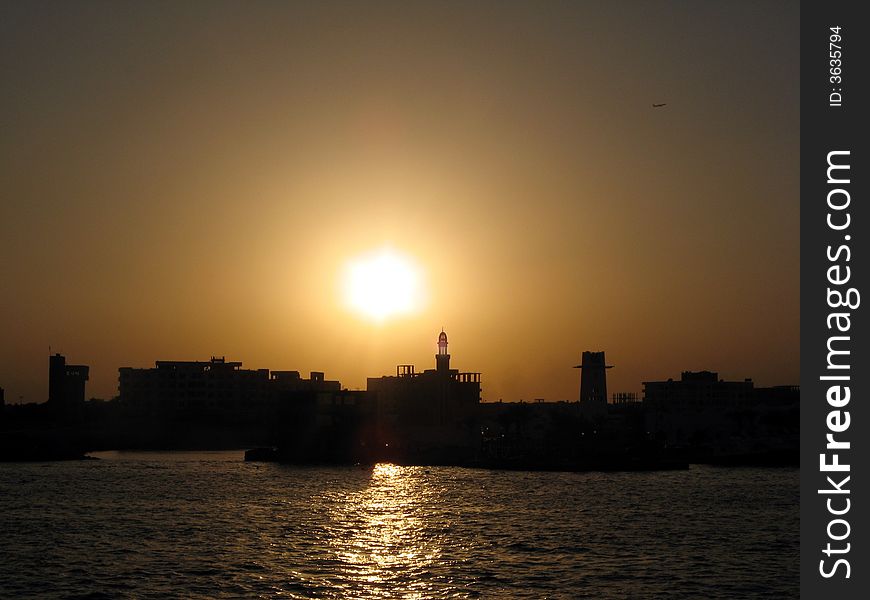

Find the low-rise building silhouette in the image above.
[
  {"left": 643, "top": 371, "right": 754, "bottom": 413},
  {"left": 643, "top": 370, "right": 799, "bottom": 462},
  {"left": 118, "top": 356, "right": 340, "bottom": 420}
]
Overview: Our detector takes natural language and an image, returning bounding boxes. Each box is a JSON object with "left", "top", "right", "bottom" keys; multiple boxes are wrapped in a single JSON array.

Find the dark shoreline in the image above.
[
  {"left": 242, "top": 446, "right": 797, "bottom": 472},
  {"left": 0, "top": 444, "right": 797, "bottom": 470}
]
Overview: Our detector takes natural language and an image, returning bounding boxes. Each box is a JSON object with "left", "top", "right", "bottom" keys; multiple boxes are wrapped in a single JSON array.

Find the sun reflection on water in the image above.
[{"left": 326, "top": 463, "right": 444, "bottom": 598}]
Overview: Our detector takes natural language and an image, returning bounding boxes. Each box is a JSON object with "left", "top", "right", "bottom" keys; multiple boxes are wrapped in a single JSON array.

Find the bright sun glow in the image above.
[{"left": 343, "top": 248, "right": 424, "bottom": 321}]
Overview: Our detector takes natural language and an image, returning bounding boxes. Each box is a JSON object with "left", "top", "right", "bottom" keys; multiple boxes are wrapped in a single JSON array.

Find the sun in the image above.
[{"left": 342, "top": 248, "right": 424, "bottom": 321}]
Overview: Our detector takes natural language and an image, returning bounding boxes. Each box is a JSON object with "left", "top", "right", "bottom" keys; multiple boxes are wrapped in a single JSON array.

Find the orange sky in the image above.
[{"left": 0, "top": 1, "right": 799, "bottom": 404}]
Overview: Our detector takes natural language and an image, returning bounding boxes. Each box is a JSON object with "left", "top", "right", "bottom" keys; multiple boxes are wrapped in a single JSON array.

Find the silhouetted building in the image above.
[
  {"left": 643, "top": 371, "right": 799, "bottom": 462},
  {"left": 574, "top": 351, "right": 612, "bottom": 418},
  {"left": 643, "top": 371, "right": 753, "bottom": 413},
  {"left": 118, "top": 356, "right": 340, "bottom": 420},
  {"left": 366, "top": 330, "right": 481, "bottom": 462},
  {"left": 48, "top": 353, "right": 89, "bottom": 409}
]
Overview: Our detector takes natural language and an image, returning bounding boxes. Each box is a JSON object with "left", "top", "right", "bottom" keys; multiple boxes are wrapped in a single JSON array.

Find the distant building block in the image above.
[{"left": 48, "top": 353, "right": 89, "bottom": 407}]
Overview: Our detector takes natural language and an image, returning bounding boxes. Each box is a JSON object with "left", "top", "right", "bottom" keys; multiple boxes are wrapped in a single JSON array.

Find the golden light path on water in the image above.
[{"left": 325, "top": 463, "right": 445, "bottom": 598}]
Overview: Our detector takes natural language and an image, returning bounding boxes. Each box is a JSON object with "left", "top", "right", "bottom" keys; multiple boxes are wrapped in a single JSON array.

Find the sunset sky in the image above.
[{"left": 0, "top": 1, "right": 799, "bottom": 404}]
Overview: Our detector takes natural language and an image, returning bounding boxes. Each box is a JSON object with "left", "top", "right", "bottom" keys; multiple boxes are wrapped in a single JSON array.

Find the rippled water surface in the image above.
[{"left": 0, "top": 452, "right": 797, "bottom": 599}]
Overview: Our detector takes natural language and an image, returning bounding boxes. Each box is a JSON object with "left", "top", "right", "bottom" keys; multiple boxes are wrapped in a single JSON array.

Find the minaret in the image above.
[{"left": 436, "top": 329, "right": 450, "bottom": 374}]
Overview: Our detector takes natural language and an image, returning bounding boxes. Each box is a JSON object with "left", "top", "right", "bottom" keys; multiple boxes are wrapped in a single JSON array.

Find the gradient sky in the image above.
[{"left": 0, "top": 0, "right": 799, "bottom": 404}]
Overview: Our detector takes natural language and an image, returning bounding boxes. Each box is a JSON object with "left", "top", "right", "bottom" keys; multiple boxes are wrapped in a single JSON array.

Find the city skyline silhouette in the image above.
[{"left": 2, "top": 332, "right": 798, "bottom": 468}]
